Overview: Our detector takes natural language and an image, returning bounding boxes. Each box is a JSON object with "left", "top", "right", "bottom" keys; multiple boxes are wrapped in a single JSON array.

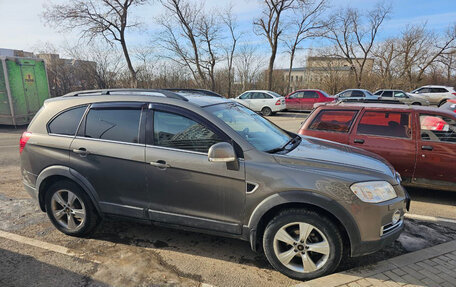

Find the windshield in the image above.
[
  {"left": 365, "top": 90, "right": 374, "bottom": 96},
  {"left": 205, "top": 103, "right": 292, "bottom": 152}
]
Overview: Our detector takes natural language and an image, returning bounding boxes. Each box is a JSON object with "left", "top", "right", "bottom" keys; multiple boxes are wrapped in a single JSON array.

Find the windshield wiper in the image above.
[{"left": 267, "top": 135, "right": 301, "bottom": 154}]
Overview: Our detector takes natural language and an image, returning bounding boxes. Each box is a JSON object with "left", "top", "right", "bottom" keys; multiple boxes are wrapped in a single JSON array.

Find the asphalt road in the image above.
[{"left": 0, "top": 113, "right": 455, "bottom": 287}]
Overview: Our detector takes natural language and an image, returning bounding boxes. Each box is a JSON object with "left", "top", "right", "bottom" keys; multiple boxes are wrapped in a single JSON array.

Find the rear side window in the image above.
[
  {"left": 153, "top": 111, "right": 223, "bottom": 153},
  {"left": 382, "top": 91, "right": 393, "bottom": 97},
  {"left": 351, "top": 90, "right": 364, "bottom": 97},
  {"left": 420, "top": 114, "right": 456, "bottom": 143},
  {"left": 309, "top": 110, "right": 358, "bottom": 133},
  {"left": 303, "top": 91, "right": 319, "bottom": 98},
  {"left": 357, "top": 111, "right": 411, "bottom": 138},
  {"left": 84, "top": 107, "right": 142, "bottom": 143},
  {"left": 48, "top": 106, "right": 87, "bottom": 136}
]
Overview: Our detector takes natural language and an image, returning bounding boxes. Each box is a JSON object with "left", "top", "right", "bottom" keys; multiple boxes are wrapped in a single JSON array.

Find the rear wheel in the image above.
[
  {"left": 263, "top": 209, "right": 343, "bottom": 280},
  {"left": 45, "top": 180, "right": 99, "bottom": 237},
  {"left": 261, "top": 107, "right": 272, "bottom": 116}
]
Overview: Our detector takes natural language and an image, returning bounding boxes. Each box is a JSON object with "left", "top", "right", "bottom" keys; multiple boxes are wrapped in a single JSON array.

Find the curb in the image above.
[{"left": 294, "top": 240, "right": 456, "bottom": 287}]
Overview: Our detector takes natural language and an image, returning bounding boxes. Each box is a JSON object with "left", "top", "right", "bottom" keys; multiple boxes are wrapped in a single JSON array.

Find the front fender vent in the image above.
[{"left": 246, "top": 182, "right": 259, "bottom": 194}]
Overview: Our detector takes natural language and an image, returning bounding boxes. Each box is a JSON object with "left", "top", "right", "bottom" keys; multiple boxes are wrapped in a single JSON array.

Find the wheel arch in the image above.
[
  {"left": 36, "top": 165, "right": 102, "bottom": 216},
  {"left": 247, "top": 191, "right": 360, "bottom": 257}
]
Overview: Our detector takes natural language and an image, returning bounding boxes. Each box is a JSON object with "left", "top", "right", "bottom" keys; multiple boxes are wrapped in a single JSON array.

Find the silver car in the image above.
[
  {"left": 410, "top": 85, "right": 456, "bottom": 106},
  {"left": 373, "top": 89, "right": 429, "bottom": 105},
  {"left": 335, "top": 89, "right": 379, "bottom": 101}
]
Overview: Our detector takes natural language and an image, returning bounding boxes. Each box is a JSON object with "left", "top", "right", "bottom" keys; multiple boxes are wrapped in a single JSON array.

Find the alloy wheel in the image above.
[
  {"left": 51, "top": 189, "right": 86, "bottom": 231},
  {"left": 273, "top": 222, "right": 330, "bottom": 273}
]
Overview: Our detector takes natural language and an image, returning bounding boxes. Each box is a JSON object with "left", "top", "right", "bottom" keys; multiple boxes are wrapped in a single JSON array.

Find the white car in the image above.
[
  {"left": 410, "top": 85, "right": 456, "bottom": 106},
  {"left": 234, "top": 90, "right": 286, "bottom": 116}
]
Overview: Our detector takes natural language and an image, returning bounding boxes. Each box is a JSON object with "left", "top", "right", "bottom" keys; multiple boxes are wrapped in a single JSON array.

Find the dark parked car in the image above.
[
  {"left": 299, "top": 103, "right": 456, "bottom": 192},
  {"left": 285, "top": 89, "right": 334, "bottom": 111},
  {"left": 21, "top": 89, "right": 407, "bottom": 280}
]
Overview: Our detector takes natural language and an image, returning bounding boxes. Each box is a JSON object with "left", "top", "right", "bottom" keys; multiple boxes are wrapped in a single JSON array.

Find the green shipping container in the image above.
[{"left": 0, "top": 56, "right": 50, "bottom": 125}]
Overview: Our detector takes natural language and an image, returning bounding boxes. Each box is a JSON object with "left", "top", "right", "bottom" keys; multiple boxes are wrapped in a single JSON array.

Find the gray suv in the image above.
[{"left": 20, "top": 89, "right": 408, "bottom": 280}]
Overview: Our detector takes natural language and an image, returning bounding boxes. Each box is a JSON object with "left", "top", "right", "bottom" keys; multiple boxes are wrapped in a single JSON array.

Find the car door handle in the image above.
[
  {"left": 150, "top": 160, "right": 170, "bottom": 169},
  {"left": 72, "top": 148, "right": 89, "bottom": 156},
  {"left": 421, "top": 145, "right": 433, "bottom": 151},
  {"left": 354, "top": 139, "right": 364, "bottom": 144}
]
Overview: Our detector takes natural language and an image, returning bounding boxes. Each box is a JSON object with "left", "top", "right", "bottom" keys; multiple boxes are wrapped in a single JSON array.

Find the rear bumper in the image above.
[
  {"left": 271, "top": 105, "right": 286, "bottom": 112},
  {"left": 23, "top": 181, "right": 38, "bottom": 201}
]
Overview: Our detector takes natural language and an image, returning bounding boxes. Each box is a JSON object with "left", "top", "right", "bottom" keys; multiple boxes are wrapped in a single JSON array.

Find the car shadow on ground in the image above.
[
  {"left": 90, "top": 218, "right": 274, "bottom": 270},
  {"left": 0, "top": 248, "right": 109, "bottom": 287},
  {"left": 406, "top": 186, "right": 456, "bottom": 206},
  {"left": 88, "top": 216, "right": 409, "bottom": 274}
]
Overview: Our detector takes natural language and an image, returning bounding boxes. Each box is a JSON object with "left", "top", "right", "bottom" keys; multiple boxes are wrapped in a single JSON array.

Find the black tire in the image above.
[
  {"left": 261, "top": 107, "right": 272, "bottom": 116},
  {"left": 45, "top": 180, "right": 99, "bottom": 237},
  {"left": 438, "top": 100, "right": 447, "bottom": 107},
  {"left": 263, "top": 209, "right": 343, "bottom": 280},
  {"left": 411, "top": 102, "right": 421, "bottom": 105}
]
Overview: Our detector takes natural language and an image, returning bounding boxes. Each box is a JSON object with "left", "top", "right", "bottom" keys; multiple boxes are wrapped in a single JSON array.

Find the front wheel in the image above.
[
  {"left": 261, "top": 107, "right": 272, "bottom": 116},
  {"left": 411, "top": 102, "right": 421, "bottom": 105},
  {"left": 263, "top": 209, "right": 343, "bottom": 280}
]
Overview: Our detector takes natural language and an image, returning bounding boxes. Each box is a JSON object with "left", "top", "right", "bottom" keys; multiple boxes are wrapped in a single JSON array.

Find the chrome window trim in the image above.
[
  {"left": 145, "top": 144, "right": 208, "bottom": 156},
  {"left": 48, "top": 133, "right": 76, "bottom": 139},
  {"left": 74, "top": 136, "right": 144, "bottom": 147}
]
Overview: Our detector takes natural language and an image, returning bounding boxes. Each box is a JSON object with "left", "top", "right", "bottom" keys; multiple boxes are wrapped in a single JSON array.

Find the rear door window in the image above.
[
  {"left": 303, "top": 91, "right": 319, "bottom": 98},
  {"left": 309, "top": 110, "right": 358, "bottom": 133},
  {"left": 382, "top": 91, "right": 393, "bottom": 98},
  {"left": 357, "top": 111, "right": 411, "bottom": 138},
  {"left": 351, "top": 90, "right": 364, "bottom": 97},
  {"left": 420, "top": 114, "right": 456, "bottom": 143},
  {"left": 83, "top": 104, "right": 142, "bottom": 143},
  {"left": 48, "top": 105, "right": 87, "bottom": 136}
]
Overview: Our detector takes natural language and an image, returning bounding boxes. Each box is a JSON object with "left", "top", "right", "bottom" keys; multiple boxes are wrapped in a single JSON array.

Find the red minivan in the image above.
[
  {"left": 285, "top": 89, "right": 334, "bottom": 111},
  {"left": 299, "top": 103, "right": 456, "bottom": 192}
]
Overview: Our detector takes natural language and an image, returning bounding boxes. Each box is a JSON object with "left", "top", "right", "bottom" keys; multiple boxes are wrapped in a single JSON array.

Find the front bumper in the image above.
[{"left": 351, "top": 220, "right": 404, "bottom": 257}]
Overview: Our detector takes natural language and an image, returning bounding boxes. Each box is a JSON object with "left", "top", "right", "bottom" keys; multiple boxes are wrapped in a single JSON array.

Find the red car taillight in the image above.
[
  {"left": 275, "top": 100, "right": 281, "bottom": 105},
  {"left": 19, "top": 132, "right": 32, "bottom": 154}
]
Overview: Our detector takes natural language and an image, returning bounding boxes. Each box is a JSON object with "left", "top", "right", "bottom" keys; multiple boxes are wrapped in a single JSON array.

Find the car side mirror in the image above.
[{"left": 208, "top": 142, "right": 236, "bottom": 162}]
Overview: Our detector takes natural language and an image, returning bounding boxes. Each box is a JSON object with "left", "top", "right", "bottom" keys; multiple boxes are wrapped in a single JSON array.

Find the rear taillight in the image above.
[
  {"left": 19, "top": 132, "right": 32, "bottom": 154},
  {"left": 275, "top": 100, "right": 281, "bottom": 105},
  {"left": 452, "top": 93, "right": 456, "bottom": 96}
]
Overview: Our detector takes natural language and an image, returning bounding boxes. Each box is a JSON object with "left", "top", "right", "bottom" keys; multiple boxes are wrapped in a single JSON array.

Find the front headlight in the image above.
[{"left": 350, "top": 181, "right": 397, "bottom": 203}]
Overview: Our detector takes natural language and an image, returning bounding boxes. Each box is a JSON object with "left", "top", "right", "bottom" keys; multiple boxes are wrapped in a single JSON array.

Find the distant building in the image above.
[
  {"left": 277, "top": 56, "right": 374, "bottom": 91},
  {"left": 0, "top": 48, "right": 35, "bottom": 58}
]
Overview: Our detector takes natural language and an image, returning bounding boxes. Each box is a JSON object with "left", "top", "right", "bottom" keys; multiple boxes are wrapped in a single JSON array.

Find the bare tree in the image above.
[
  {"left": 373, "top": 38, "right": 401, "bottom": 88},
  {"left": 198, "top": 13, "right": 221, "bottom": 91},
  {"left": 326, "top": 2, "right": 391, "bottom": 87},
  {"left": 221, "top": 5, "right": 242, "bottom": 98},
  {"left": 158, "top": 0, "right": 223, "bottom": 89},
  {"left": 284, "top": 0, "right": 328, "bottom": 93},
  {"left": 254, "top": 0, "right": 296, "bottom": 90},
  {"left": 43, "top": 0, "right": 147, "bottom": 87},
  {"left": 235, "top": 45, "right": 265, "bottom": 92},
  {"left": 159, "top": 0, "right": 206, "bottom": 85},
  {"left": 437, "top": 49, "right": 456, "bottom": 84}
]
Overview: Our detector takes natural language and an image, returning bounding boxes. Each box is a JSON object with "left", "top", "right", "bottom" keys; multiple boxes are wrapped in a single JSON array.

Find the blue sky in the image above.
[{"left": 0, "top": 0, "right": 455, "bottom": 65}]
